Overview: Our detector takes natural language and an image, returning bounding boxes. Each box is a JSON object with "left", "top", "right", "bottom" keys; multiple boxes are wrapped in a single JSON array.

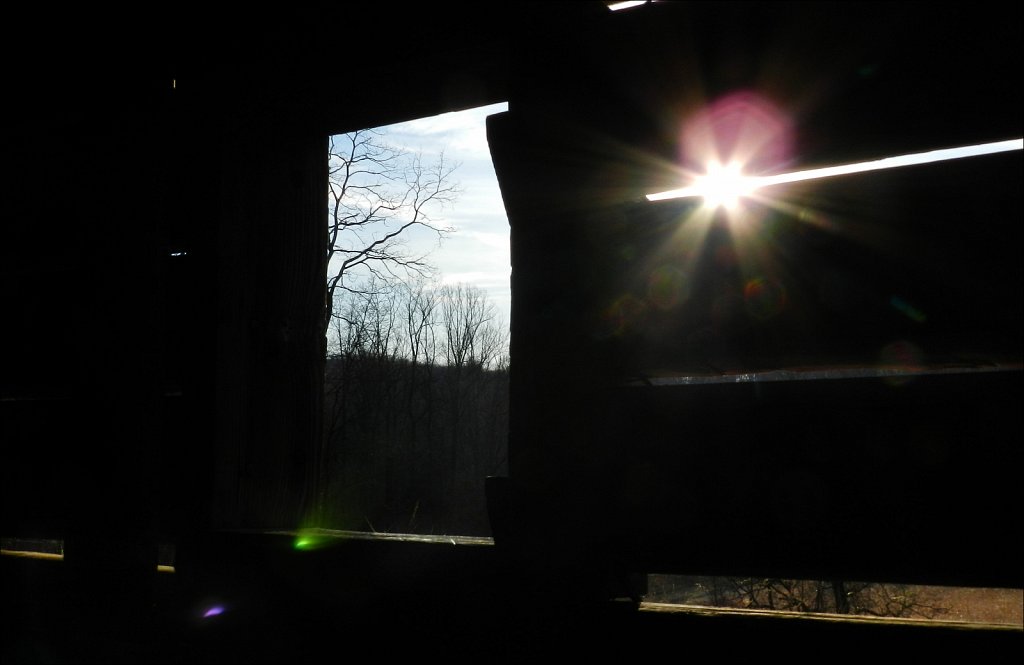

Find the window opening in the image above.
[{"left": 319, "top": 102, "right": 511, "bottom": 537}]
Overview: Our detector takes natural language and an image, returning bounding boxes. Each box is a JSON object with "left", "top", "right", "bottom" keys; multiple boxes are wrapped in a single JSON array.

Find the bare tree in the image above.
[
  {"left": 398, "top": 277, "right": 441, "bottom": 367},
  {"left": 325, "top": 129, "right": 459, "bottom": 338},
  {"left": 322, "top": 279, "right": 509, "bottom": 534},
  {"left": 317, "top": 130, "right": 458, "bottom": 520},
  {"left": 440, "top": 282, "right": 507, "bottom": 369}
]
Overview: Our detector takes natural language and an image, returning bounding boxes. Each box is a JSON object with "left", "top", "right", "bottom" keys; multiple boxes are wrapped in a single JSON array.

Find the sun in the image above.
[{"left": 694, "top": 161, "right": 759, "bottom": 210}]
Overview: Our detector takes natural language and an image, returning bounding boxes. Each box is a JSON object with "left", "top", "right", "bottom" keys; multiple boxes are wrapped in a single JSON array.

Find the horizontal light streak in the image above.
[
  {"left": 646, "top": 138, "right": 1023, "bottom": 202},
  {"left": 608, "top": 1, "right": 648, "bottom": 11}
]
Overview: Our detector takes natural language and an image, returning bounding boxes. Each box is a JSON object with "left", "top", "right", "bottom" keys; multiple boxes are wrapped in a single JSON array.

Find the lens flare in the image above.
[
  {"left": 650, "top": 92, "right": 793, "bottom": 206},
  {"left": 890, "top": 296, "right": 927, "bottom": 324},
  {"left": 601, "top": 294, "right": 648, "bottom": 337},
  {"left": 202, "top": 605, "right": 225, "bottom": 618},
  {"left": 681, "top": 92, "right": 794, "bottom": 176},
  {"left": 293, "top": 528, "right": 336, "bottom": 551},
  {"left": 648, "top": 265, "right": 689, "bottom": 310},
  {"left": 744, "top": 277, "right": 787, "bottom": 320}
]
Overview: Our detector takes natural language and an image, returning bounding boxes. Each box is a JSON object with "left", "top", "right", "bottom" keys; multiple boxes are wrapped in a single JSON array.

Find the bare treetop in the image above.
[{"left": 326, "top": 128, "right": 460, "bottom": 335}]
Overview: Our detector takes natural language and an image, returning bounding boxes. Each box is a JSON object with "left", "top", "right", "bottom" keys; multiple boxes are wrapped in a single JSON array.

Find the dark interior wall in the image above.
[
  {"left": 211, "top": 111, "right": 327, "bottom": 529},
  {"left": 3, "top": 81, "right": 173, "bottom": 538}
]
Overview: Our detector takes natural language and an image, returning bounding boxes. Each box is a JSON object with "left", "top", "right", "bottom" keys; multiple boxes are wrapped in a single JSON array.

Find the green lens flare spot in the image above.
[{"left": 293, "top": 530, "right": 333, "bottom": 551}]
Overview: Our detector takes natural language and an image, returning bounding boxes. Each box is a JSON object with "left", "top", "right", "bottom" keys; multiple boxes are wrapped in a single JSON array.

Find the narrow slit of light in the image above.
[
  {"left": 646, "top": 138, "right": 1023, "bottom": 202},
  {"left": 609, "top": 1, "right": 648, "bottom": 11}
]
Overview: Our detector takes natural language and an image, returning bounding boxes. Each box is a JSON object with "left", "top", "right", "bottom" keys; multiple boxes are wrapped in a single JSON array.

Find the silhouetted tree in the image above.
[
  {"left": 647, "top": 575, "right": 949, "bottom": 619},
  {"left": 437, "top": 283, "right": 509, "bottom": 526},
  {"left": 323, "top": 279, "right": 509, "bottom": 535},
  {"left": 441, "top": 282, "right": 504, "bottom": 369},
  {"left": 325, "top": 129, "right": 459, "bottom": 339},
  {"left": 316, "top": 130, "right": 459, "bottom": 520}
]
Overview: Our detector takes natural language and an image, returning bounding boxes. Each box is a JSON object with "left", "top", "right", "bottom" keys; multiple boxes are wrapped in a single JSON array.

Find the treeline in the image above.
[
  {"left": 320, "top": 279, "right": 509, "bottom": 536},
  {"left": 647, "top": 575, "right": 950, "bottom": 619}
]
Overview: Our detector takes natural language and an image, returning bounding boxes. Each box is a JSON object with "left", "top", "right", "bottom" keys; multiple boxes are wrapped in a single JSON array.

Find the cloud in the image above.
[
  {"left": 330, "top": 101, "right": 512, "bottom": 322},
  {"left": 383, "top": 102, "right": 508, "bottom": 159}
]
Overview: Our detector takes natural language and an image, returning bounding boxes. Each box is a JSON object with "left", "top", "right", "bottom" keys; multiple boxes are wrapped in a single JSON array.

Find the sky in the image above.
[{"left": 338, "top": 101, "right": 512, "bottom": 326}]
